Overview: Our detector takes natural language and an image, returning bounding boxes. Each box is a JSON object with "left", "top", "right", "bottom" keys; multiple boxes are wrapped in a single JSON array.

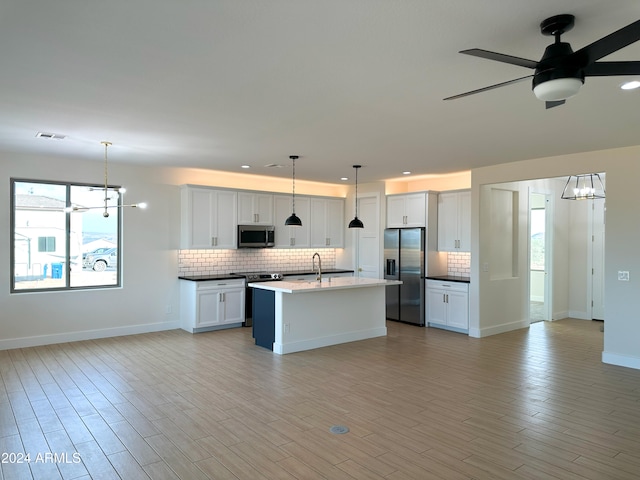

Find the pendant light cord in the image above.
[
  {"left": 292, "top": 157, "right": 296, "bottom": 214},
  {"left": 354, "top": 165, "right": 358, "bottom": 218},
  {"left": 102, "top": 141, "right": 112, "bottom": 217}
]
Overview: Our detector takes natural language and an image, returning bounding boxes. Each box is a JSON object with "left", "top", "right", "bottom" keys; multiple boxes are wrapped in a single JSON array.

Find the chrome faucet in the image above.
[{"left": 312, "top": 252, "right": 322, "bottom": 282}]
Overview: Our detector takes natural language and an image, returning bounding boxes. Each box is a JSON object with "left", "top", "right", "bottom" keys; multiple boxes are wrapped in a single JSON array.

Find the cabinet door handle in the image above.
[
  {"left": 446, "top": 294, "right": 449, "bottom": 303},
  {"left": 443, "top": 294, "right": 446, "bottom": 303},
  {"left": 212, "top": 236, "right": 218, "bottom": 246}
]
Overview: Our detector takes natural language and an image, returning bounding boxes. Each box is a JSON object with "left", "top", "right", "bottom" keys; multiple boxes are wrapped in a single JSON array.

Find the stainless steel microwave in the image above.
[{"left": 238, "top": 225, "right": 275, "bottom": 248}]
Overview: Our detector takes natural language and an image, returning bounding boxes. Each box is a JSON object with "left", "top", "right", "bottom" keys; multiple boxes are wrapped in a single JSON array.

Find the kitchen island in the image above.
[{"left": 249, "top": 277, "right": 402, "bottom": 354}]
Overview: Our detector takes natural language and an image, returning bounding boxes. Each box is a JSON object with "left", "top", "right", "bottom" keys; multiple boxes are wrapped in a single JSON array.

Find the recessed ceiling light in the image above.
[
  {"left": 341, "top": 177, "right": 348, "bottom": 181},
  {"left": 36, "top": 132, "right": 66, "bottom": 140},
  {"left": 402, "top": 171, "right": 411, "bottom": 175},
  {"left": 620, "top": 80, "right": 640, "bottom": 90},
  {"left": 241, "top": 165, "right": 250, "bottom": 169}
]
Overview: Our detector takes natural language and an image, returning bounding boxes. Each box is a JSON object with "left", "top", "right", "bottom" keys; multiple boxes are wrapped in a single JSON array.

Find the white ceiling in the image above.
[{"left": 1, "top": 1, "right": 639, "bottom": 184}]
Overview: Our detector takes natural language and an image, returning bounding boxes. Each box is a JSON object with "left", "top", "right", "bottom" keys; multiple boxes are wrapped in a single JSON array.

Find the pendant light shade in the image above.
[
  {"left": 348, "top": 164, "right": 364, "bottom": 229},
  {"left": 285, "top": 155, "right": 302, "bottom": 226},
  {"left": 561, "top": 173, "right": 605, "bottom": 200}
]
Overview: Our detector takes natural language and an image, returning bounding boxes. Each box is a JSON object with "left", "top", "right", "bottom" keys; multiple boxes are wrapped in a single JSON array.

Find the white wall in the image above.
[
  {"left": 1, "top": 152, "right": 182, "bottom": 348},
  {"left": 471, "top": 145, "right": 640, "bottom": 370},
  {"left": 0, "top": 151, "right": 347, "bottom": 349}
]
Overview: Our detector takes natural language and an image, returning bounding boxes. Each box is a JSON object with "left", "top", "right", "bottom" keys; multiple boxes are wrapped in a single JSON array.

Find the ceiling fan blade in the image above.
[
  {"left": 584, "top": 61, "right": 640, "bottom": 76},
  {"left": 571, "top": 19, "right": 640, "bottom": 66},
  {"left": 460, "top": 49, "right": 539, "bottom": 69},
  {"left": 443, "top": 75, "right": 533, "bottom": 101},
  {"left": 545, "top": 99, "right": 566, "bottom": 109}
]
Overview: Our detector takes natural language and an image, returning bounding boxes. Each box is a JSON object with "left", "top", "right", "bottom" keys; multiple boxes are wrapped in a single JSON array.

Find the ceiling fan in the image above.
[{"left": 444, "top": 14, "right": 640, "bottom": 108}]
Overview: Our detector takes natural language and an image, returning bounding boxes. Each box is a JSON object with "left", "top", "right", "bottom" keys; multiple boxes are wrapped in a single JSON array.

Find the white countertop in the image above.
[{"left": 248, "top": 276, "right": 402, "bottom": 293}]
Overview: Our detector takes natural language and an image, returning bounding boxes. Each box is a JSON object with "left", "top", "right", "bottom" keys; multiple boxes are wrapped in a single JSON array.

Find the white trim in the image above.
[
  {"left": 551, "top": 310, "right": 569, "bottom": 320},
  {"left": 273, "top": 327, "right": 387, "bottom": 354},
  {"left": 468, "top": 319, "right": 529, "bottom": 338},
  {"left": 602, "top": 351, "right": 640, "bottom": 370},
  {"left": 568, "top": 310, "right": 590, "bottom": 320},
  {"left": 0, "top": 321, "right": 180, "bottom": 351}
]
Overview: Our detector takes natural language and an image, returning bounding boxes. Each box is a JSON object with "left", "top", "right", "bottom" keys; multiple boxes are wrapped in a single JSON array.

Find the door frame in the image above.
[{"left": 528, "top": 190, "right": 554, "bottom": 322}]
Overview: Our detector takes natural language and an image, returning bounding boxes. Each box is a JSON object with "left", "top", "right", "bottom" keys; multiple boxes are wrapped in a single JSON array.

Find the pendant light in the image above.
[
  {"left": 66, "top": 141, "right": 147, "bottom": 216},
  {"left": 284, "top": 155, "right": 302, "bottom": 226},
  {"left": 561, "top": 173, "right": 605, "bottom": 200},
  {"left": 348, "top": 164, "right": 364, "bottom": 228}
]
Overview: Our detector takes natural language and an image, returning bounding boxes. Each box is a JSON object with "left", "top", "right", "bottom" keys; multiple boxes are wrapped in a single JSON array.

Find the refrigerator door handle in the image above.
[{"left": 386, "top": 259, "right": 396, "bottom": 276}]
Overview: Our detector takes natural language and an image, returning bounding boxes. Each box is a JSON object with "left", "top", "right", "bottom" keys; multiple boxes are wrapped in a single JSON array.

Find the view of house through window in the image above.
[{"left": 12, "top": 179, "right": 121, "bottom": 291}]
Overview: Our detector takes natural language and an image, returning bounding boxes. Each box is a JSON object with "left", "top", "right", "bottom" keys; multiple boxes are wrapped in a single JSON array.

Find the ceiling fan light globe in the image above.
[{"left": 533, "top": 78, "right": 583, "bottom": 101}]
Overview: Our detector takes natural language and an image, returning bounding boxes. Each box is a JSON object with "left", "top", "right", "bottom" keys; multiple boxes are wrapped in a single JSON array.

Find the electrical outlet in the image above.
[
  {"left": 284, "top": 323, "right": 290, "bottom": 333},
  {"left": 165, "top": 304, "right": 173, "bottom": 314},
  {"left": 618, "top": 271, "right": 630, "bottom": 281}
]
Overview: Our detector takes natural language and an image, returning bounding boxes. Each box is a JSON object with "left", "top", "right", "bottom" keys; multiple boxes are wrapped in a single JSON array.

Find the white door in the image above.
[
  {"left": 592, "top": 200, "right": 605, "bottom": 320},
  {"left": 355, "top": 194, "right": 380, "bottom": 278}
]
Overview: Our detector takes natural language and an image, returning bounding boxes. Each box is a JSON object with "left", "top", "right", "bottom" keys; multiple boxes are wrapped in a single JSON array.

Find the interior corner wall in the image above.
[
  {"left": 471, "top": 145, "right": 640, "bottom": 370},
  {"left": 0, "top": 151, "right": 182, "bottom": 349}
]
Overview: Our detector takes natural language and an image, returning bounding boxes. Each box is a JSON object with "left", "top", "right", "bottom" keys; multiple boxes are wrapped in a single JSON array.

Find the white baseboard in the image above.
[
  {"left": 602, "top": 351, "right": 640, "bottom": 370},
  {"left": 274, "top": 327, "right": 387, "bottom": 354},
  {"left": 551, "top": 310, "right": 569, "bottom": 320},
  {"left": 468, "top": 319, "right": 529, "bottom": 338},
  {"left": 568, "top": 310, "right": 590, "bottom": 320},
  {"left": 0, "top": 321, "right": 181, "bottom": 351}
]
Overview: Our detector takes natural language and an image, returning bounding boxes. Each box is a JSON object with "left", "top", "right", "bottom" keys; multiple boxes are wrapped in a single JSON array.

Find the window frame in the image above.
[{"left": 10, "top": 177, "right": 123, "bottom": 293}]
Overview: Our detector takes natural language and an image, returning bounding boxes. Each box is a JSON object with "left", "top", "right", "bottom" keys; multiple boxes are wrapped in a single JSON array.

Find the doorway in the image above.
[{"left": 529, "top": 192, "right": 552, "bottom": 322}]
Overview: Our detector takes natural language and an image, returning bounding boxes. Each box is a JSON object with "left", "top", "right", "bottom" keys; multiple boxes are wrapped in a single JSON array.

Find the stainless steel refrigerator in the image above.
[{"left": 384, "top": 228, "right": 425, "bottom": 326}]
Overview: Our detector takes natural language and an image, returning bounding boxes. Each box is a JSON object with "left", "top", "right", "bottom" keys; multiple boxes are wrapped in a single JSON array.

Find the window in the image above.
[
  {"left": 38, "top": 236, "right": 56, "bottom": 252},
  {"left": 11, "top": 179, "right": 121, "bottom": 292}
]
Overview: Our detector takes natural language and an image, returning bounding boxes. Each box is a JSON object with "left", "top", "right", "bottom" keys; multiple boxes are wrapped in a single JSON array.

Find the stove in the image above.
[
  {"left": 232, "top": 272, "right": 283, "bottom": 327},
  {"left": 233, "top": 272, "right": 283, "bottom": 282}
]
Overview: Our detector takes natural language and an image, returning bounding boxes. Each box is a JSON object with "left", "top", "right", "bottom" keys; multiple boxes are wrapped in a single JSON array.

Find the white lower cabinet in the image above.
[
  {"left": 426, "top": 280, "right": 469, "bottom": 333},
  {"left": 181, "top": 279, "right": 245, "bottom": 333}
]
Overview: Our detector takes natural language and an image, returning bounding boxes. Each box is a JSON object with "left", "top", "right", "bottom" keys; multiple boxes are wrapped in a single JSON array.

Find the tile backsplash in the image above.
[
  {"left": 447, "top": 251, "right": 470, "bottom": 277},
  {"left": 179, "top": 248, "right": 468, "bottom": 277},
  {"left": 178, "top": 248, "right": 337, "bottom": 276}
]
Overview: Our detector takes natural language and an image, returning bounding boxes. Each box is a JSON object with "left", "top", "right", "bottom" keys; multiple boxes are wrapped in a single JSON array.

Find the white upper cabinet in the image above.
[
  {"left": 437, "top": 190, "right": 471, "bottom": 252},
  {"left": 310, "top": 198, "right": 345, "bottom": 248},
  {"left": 386, "top": 193, "right": 426, "bottom": 228},
  {"left": 181, "top": 186, "right": 237, "bottom": 249},
  {"left": 237, "top": 192, "right": 274, "bottom": 225},
  {"left": 273, "top": 195, "right": 311, "bottom": 248}
]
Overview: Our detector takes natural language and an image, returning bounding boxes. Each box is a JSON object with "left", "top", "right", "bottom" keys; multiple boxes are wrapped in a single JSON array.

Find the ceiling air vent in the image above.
[
  {"left": 264, "top": 164, "right": 284, "bottom": 168},
  {"left": 36, "top": 132, "right": 66, "bottom": 140}
]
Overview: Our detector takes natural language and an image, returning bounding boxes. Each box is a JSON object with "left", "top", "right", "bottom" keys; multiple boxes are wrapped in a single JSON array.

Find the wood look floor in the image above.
[{"left": 2, "top": 319, "right": 640, "bottom": 480}]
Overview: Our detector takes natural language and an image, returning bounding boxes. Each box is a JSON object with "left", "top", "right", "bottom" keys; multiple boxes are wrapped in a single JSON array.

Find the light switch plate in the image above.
[{"left": 618, "top": 271, "right": 630, "bottom": 281}]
